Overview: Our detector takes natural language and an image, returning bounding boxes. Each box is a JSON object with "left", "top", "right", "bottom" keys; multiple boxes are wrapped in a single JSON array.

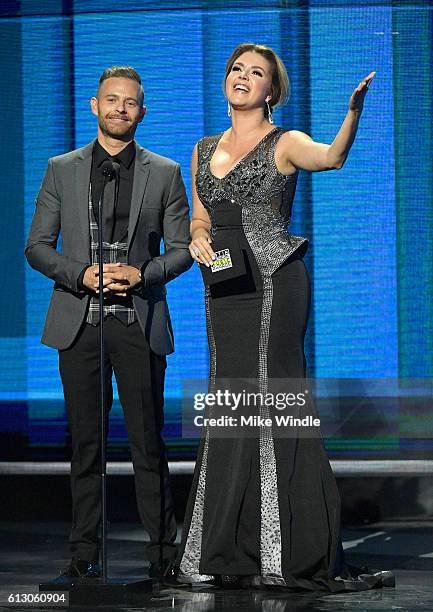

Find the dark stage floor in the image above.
[{"left": 0, "top": 521, "right": 432, "bottom": 611}]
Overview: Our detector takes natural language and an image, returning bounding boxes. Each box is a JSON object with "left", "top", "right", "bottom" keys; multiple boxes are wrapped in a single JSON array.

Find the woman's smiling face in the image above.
[{"left": 226, "top": 51, "right": 273, "bottom": 113}]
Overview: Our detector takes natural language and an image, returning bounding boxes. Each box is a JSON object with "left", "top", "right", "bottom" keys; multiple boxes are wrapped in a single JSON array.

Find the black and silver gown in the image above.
[{"left": 178, "top": 127, "right": 394, "bottom": 592}]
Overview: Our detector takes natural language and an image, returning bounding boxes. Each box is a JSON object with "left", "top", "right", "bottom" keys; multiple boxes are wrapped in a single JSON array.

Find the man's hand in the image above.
[
  {"left": 83, "top": 264, "right": 103, "bottom": 293},
  {"left": 83, "top": 263, "right": 142, "bottom": 296},
  {"left": 100, "top": 263, "right": 142, "bottom": 296}
]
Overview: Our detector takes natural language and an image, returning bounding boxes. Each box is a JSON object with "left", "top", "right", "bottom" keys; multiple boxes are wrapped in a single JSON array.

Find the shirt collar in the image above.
[{"left": 93, "top": 140, "right": 136, "bottom": 170}]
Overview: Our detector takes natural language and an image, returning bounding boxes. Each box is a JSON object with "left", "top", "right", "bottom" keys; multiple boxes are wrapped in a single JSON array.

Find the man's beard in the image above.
[{"left": 98, "top": 116, "right": 135, "bottom": 141}]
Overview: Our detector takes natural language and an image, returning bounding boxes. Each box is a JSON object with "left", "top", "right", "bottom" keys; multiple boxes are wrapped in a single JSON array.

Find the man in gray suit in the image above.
[{"left": 25, "top": 66, "right": 192, "bottom": 580}]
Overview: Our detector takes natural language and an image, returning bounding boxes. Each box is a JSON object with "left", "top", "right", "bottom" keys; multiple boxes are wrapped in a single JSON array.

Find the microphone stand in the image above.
[
  {"left": 98, "top": 170, "right": 109, "bottom": 583},
  {"left": 40, "top": 161, "right": 155, "bottom": 606}
]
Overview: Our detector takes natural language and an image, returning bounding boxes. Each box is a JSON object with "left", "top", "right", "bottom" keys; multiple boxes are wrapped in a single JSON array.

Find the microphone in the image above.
[{"left": 100, "top": 159, "right": 120, "bottom": 180}]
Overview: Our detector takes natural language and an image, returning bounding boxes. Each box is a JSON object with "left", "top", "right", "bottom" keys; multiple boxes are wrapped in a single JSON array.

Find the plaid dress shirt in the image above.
[{"left": 86, "top": 185, "right": 136, "bottom": 326}]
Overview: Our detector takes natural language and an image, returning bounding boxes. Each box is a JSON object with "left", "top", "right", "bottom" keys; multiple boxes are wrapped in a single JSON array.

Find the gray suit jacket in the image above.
[{"left": 25, "top": 140, "right": 193, "bottom": 355}]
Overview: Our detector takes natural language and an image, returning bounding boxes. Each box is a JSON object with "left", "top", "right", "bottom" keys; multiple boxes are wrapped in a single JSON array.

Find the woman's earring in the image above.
[
  {"left": 266, "top": 100, "right": 273, "bottom": 124},
  {"left": 227, "top": 101, "right": 231, "bottom": 118}
]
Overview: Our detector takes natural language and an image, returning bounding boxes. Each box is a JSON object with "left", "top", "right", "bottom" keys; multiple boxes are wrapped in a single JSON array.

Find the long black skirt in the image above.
[{"left": 178, "top": 250, "right": 392, "bottom": 591}]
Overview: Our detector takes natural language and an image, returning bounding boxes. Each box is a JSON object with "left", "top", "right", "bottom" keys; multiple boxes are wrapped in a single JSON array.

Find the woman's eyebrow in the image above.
[{"left": 234, "top": 62, "right": 264, "bottom": 71}]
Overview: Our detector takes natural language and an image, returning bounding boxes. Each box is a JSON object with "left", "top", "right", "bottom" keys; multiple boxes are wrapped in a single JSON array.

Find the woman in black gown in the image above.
[{"left": 177, "top": 43, "right": 393, "bottom": 591}]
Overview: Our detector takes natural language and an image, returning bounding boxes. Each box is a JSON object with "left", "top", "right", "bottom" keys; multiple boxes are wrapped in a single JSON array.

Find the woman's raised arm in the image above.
[{"left": 276, "top": 71, "right": 376, "bottom": 174}]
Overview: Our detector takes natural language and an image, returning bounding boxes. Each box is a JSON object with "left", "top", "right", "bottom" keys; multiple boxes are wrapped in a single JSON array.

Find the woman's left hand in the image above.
[{"left": 349, "top": 71, "right": 376, "bottom": 113}]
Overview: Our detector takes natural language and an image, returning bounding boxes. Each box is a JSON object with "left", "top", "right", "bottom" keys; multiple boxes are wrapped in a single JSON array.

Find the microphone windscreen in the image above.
[{"left": 100, "top": 159, "right": 115, "bottom": 178}]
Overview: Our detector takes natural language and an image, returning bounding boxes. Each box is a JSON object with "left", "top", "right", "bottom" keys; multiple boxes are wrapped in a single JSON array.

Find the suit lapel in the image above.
[
  {"left": 74, "top": 141, "right": 94, "bottom": 254},
  {"left": 128, "top": 143, "right": 150, "bottom": 250}
]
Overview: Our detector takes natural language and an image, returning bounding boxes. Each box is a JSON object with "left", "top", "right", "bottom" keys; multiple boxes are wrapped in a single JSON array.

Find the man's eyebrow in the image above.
[{"left": 103, "top": 94, "right": 138, "bottom": 101}]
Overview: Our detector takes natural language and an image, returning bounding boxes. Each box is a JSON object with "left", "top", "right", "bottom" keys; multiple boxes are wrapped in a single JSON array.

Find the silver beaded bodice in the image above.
[{"left": 196, "top": 127, "right": 308, "bottom": 276}]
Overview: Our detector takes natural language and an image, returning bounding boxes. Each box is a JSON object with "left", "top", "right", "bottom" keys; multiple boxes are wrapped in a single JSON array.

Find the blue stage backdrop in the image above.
[{"left": 0, "top": 0, "right": 432, "bottom": 459}]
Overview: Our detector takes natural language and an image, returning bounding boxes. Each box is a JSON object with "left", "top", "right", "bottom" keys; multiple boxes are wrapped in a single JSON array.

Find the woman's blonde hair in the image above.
[{"left": 223, "top": 43, "right": 290, "bottom": 119}]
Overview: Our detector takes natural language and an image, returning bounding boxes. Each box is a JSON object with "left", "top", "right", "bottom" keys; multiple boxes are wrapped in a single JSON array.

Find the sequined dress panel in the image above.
[{"left": 194, "top": 127, "right": 308, "bottom": 275}]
